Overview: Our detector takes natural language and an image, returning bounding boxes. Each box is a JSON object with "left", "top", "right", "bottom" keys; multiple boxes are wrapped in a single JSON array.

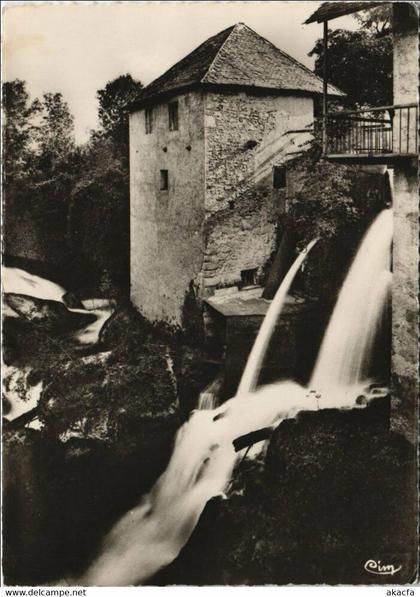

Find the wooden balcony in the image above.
[{"left": 323, "top": 103, "right": 418, "bottom": 164}]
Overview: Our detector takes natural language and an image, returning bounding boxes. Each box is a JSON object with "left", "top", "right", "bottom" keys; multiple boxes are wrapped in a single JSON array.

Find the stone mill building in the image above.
[{"left": 128, "top": 23, "right": 342, "bottom": 325}]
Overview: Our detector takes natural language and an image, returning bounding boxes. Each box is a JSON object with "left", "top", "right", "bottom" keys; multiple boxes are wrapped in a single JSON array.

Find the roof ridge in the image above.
[
  {"left": 200, "top": 22, "right": 240, "bottom": 84},
  {"left": 131, "top": 21, "right": 344, "bottom": 109},
  {"left": 238, "top": 22, "right": 343, "bottom": 95},
  {"left": 141, "top": 24, "right": 235, "bottom": 96}
]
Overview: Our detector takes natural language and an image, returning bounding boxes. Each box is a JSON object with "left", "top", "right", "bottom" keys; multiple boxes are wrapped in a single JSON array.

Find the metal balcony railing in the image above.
[{"left": 325, "top": 103, "right": 418, "bottom": 158}]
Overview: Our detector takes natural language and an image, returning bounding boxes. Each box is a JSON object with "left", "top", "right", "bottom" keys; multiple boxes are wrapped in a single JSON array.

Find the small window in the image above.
[
  {"left": 145, "top": 108, "right": 153, "bottom": 134},
  {"left": 240, "top": 268, "right": 257, "bottom": 288},
  {"left": 168, "top": 101, "right": 179, "bottom": 131},
  {"left": 273, "top": 165, "right": 287, "bottom": 189},
  {"left": 160, "top": 169, "right": 169, "bottom": 191}
]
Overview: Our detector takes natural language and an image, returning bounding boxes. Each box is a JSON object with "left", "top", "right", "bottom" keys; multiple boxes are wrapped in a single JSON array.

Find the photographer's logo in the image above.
[{"left": 364, "top": 559, "right": 402, "bottom": 576}]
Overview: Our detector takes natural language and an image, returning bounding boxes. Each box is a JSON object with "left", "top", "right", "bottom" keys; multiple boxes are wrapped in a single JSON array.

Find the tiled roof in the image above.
[
  {"left": 305, "top": 2, "right": 383, "bottom": 24},
  {"left": 136, "top": 26, "right": 235, "bottom": 105},
  {"left": 130, "top": 23, "right": 344, "bottom": 108}
]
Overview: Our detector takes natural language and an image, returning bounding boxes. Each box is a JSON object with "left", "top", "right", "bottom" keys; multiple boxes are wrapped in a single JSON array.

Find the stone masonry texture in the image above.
[
  {"left": 390, "top": 3, "right": 419, "bottom": 442},
  {"left": 202, "top": 91, "right": 313, "bottom": 293},
  {"left": 130, "top": 88, "right": 314, "bottom": 323}
]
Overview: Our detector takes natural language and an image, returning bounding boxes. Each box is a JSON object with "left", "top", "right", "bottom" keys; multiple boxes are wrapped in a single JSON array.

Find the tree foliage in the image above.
[
  {"left": 287, "top": 137, "right": 387, "bottom": 244},
  {"left": 34, "top": 92, "right": 75, "bottom": 176},
  {"left": 67, "top": 136, "right": 130, "bottom": 296},
  {"left": 283, "top": 130, "right": 389, "bottom": 300},
  {"left": 3, "top": 82, "right": 75, "bottom": 181},
  {"left": 3, "top": 80, "right": 77, "bottom": 242},
  {"left": 96, "top": 74, "right": 143, "bottom": 158},
  {"left": 309, "top": 28, "right": 392, "bottom": 107},
  {"left": 2, "top": 80, "right": 40, "bottom": 180},
  {"left": 66, "top": 74, "right": 143, "bottom": 296},
  {"left": 2, "top": 75, "right": 141, "bottom": 297}
]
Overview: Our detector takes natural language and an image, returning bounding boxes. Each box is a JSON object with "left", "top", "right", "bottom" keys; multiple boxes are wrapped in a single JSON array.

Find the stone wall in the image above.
[
  {"left": 392, "top": 4, "right": 418, "bottom": 154},
  {"left": 129, "top": 91, "right": 206, "bottom": 325},
  {"left": 390, "top": 3, "right": 419, "bottom": 442},
  {"left": 4, "top": 211, "right": 51, "bottom": 264},
  {"left": 202, "top": 91, "right": 314, "bottom": 292},
  {"left": 391, "top": 166, "right": 418, "bottom": 443},
  {"left": 392, "top": 4, "right": 418, "bottom": 105},
  {"left": 3, "top": 204, "right": 69, "bottom": 275}
]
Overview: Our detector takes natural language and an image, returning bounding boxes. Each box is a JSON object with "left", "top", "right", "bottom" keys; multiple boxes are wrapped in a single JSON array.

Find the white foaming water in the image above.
[
  {"left": 310, "top": 209, "right": 393, "bottom": 394},
  {"left": 198, "top": 376, "right": 223, "bottom": 410},
  {"left": 2, "top": 267, "right": 112, "bottom": 346},
  {"left": 68, "top": 307, "right": 113, "bottom": 345},
  {"left": 83, "top": 219, "right": 390, "bottom": 585},
  {"left": 83, "top": 378, "right": 374, "bottom": 586},
  {"left": 82, "top": 407, "right": 237, "bottom": 586},
  {"left": 5, "top": 222, "right": 390, "bottom": 586},
  {"left": 2, "top": 267, "right": 66, "bottom": 302},
  {"left": 82, "top": 241, "right": 324, "bottom": 586},
  {"left": 238, "top": 238, "right": 318, "bottom": 394},
  {"left": 3, "top": 365, "right": 43, "bottom": 422},
  {"left": 198, "top": 392, "right": 218, "bottom": 410}
]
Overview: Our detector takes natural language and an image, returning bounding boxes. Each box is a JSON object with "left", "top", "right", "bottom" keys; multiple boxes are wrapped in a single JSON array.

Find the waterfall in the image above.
[
  {"left": 238, "top": 238, "right": 318, "bottom": 394},
  {"left": 84, "top": 220, "right": 391, "bottom": 585},
  {"left": 82, "top": 375, "right": 375, "bottom": 586},
  {"left": 82, "top": 240, "right": 336, "bottom": 586},
  {"left": 198, "top": 375, "right": 223, "bottom": 410},
  {"left": 82, "top": 407, "right": 237, "bottom": 586},
  {"left": 5, "top": 223, "right": 390, "bottom": 585},
  {"left": 81, "top": 381, "right": 317, "bottom": 586},
  {"left": 310, "top": 209, "right": 393, "bottom": 394}
]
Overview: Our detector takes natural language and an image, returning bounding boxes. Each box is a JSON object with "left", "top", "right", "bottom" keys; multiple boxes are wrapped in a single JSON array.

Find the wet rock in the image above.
[
  {"left": 4, "top": 293, "right": 96, "bottom": 333},
  {"left": 157, "top": 415, "right": 415, "bottom": 586},
  {"left": 3, "top": 395, "right": 12, "bottom": 416},
  {"left": 27, "top": 369, "right": 44, "bottom": 387},
  {"left": 266, "top": 399, "right": 391, "bottom": 476},
  {"left": 2, "top": 324, "right": 21, "bottom": 365},
  {"left": 2, "top": 297, "right": 190, "bottom": 584},
  {"left": 98, "top": 305, "right": 147, "bottom": 348},
  {"left": 62, "top": 291, "right": 84, "bottom": 309},
  {"left": 2, "top": 429, "right": 66, "bottom": 585}
]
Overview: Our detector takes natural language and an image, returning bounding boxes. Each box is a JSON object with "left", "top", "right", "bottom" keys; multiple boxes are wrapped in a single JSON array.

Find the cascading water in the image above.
[
  {"left": 5, "top": 222, "right": 390, "bottom": 585},
  {"left": 2, "top": 268, "right": 114, "bottom": 423},
  {"left": 238, "top": 238, "right": 318, "bottom": 394},
  {"left": 82, "top": 240, "right": 352, "bottom": 586},
  {"left": 198, "top": 375, "right": 223, "bottom": 410},
  {"left": 82, "top": 372, "right": 374, "bottom": 586},
  {"left": 199, "top": 239, "right": 318, "bottom": 411},
  {"left": 3, "top": 365, "right": 43, "bottom": 422},
  {"left": 310, "top": 209, "right": 393, "bottom": 394},
  {"left": 82, "top": 219, "right": 390, "bottom": 585},
  {"left": 2, "top": 267, "right": 66, "bottom": 302},
  {"left": 2, "top": 267, "right": 113, "bottom": 346}
]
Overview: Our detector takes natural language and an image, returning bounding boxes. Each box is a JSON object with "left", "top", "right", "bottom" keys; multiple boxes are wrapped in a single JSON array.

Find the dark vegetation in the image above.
[
  {"left": 155, "top": 405, "right": 416, "bottom": 585},
  {"left": 3, "top": 8, "right": 412, "bottom": 587},
  {"left": 310, "top": 5, "right": 392, "bottom": 108},
  {"left": 3, "top": 300, "right": 408, "bottom": 586},
  {"left": 3, "top": 74, "right": 143, "bottom": 297},
  {"left": 282, "top": 130, "right": 390, "bottom": 304},
  {"left": 3, "top": 306, "right": 213, "bottom": 584},
  {"left": 3, "top": 7, "right": 393, "bottom": 298}
]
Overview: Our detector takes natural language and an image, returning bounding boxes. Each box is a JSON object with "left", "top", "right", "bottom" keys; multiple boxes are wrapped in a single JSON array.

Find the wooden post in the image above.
[{"left": 322, "top": 21, "right": 329, "bottom": 155}]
